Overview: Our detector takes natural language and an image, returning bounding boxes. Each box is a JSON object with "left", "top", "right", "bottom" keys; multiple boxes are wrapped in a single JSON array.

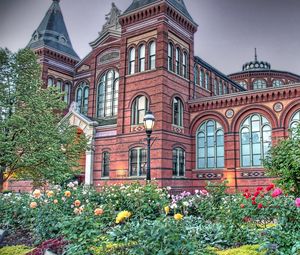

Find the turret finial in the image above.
[{"left": 254, "top": 48, "right": 257, "bottom": 61}]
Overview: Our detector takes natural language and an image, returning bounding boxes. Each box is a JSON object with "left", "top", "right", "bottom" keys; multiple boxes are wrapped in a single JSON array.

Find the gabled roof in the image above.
[
  {"left": 123, "top": 0, "right": 194, "bottom": 23},
  {"left": 27, "top": 0, "right": 80, "bottom": 61}
]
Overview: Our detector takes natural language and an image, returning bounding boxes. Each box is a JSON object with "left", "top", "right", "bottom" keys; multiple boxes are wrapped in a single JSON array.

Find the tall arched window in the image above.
[
  {"left": 129, "top": 148, "right": 147, "bottom": 176},
  {"left": 132, "top": 95, "right": 148, "bottom": 125},
  {"left": 214, "top": 79, "right": 218, "bottom": 95},
  {"left": 138, "top": 44, "right": 145, "bottom": 72},
  {"left": 97, "top": 69, "right": 119, "bottom": 118},
  {"left": 173, "top": 97, "right": 183, "bottom": 127},
  {"left": 57, "top": 80, "right": 63, "bottom": 92},
  {"left": 102, "top": 152, "right": 110, "bottom": 178},
  {"left": 64, "top": 82, "right": 70, "bottom": 103},
  {"left": 219, "top": 81, "right": 223, "bottom": 95},
  {"left": 47, "top": 77, "right": 54, "bottom": 87},
  {"left": 76, "top": 81, "right": 89, "bottom": 115},
  {"left": 200, "top": 70, "right": 204, "bottom": 87},
  {"left": 168, "top": 43, "right": 174, "bottom": 71},
  {"left": 173, "top": 148, "right": 185, "bottom": 176},
  {"left": 175, "top": 47, "right": 180, "bottom": 75},
  {"left": 253, "top": 79, "right": 267, "bottom": 90},
  {"left": 205, "top": 73, "right": 209, "bottom": 90},
  {"left": 194, "top": 66, "right": 199, "bottom": 85},
  {"left": 272, "top": 80, "right": 283, "bottom": 87},
  {"left": 129, "top": 47, "right": 135, "bottom": 75},
  {"left": 182, "top": 52, "right": 188, "bottom": 78},
  {"left": 197, "top": 120, "right": 224, "bottom": 169},
  {"left": 240, "top": 114, "right": 271, "bottom": 167},
  {"left": 149, "top": 41, "right": 156, "bottom": 70},
  {"left": 289, "top": 110, "right": 300, "bottom": 137},
  {"left": 224, "top": 84, "right": 228, "bottom": 94}
]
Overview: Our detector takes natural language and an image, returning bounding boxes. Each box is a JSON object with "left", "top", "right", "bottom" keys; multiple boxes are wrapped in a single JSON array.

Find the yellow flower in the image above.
[
  {"left": 30, "top": 202, "right": 38, "bottom": 209},
  {"left": 46, "top": 190, "right": 54, "bottom": 198},
  {"left": 94, "top": 208, "right": 104, "bottom": 216},
  {"left": 164, "top": 206, "right": 170, "bottom": 215},
  {"left": 64, "top": 191, "right": 71, "bottom": 197},
  {"left": 174, "top": 213, "right": 183, "bottom": 221},
  {"left": 74, "top": 200, "right": 81, "bottom": 207},
  {"left": 33, "top": 189, "right": 41, "bottom": 198},
  {"left": 115, "top": 210, "right": 132, "bottom": 224}
]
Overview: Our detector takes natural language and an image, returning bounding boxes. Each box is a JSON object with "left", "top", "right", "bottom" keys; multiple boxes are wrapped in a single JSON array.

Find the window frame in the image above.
[
  {"left": 75, "top": 81, "right": 89, "bottom": 115},
  {"left": 128, "top": 47, "right": 135, "bottom": 75},
  {"left": 173, "top": 97, "right": 184, "bottom": 127},
  {"left": 131, "top": 95, "right": 149, "bottom": 125},
  {"left": 172, "top": 147, "right": 185, "bottom": 177},
  {"left": 129, "top": 148, "right": 147, "bottom": 177},
  {"left": 138, "top": 44, "right": 145, "bottom": 72},
  {"left": 168, "top": 42, "right": 174, "bottom": 72},
  {"left": 102, "top": 151, "right": 110, "bottom": 178},
  {"left": 148, "top": 41, "right": 156, "bottom": 70}
]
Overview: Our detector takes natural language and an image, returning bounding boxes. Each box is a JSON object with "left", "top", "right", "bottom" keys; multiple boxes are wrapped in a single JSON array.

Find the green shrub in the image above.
[
  {"left": 0, "top": 245, "right": 33, "bottom": 255},
  {"left": 215, "top": 245, "right": 264, "bottom": 255}
]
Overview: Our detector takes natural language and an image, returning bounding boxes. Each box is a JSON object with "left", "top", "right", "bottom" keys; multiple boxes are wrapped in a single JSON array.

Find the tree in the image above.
[
  {"left": 0, "top": 48, "right": 88, "bottom": 191},
  {"left": 264, "top": 126, "right": 300, "bottom": 196}
]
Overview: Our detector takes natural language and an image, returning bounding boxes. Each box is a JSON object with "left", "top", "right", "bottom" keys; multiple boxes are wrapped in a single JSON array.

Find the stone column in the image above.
[{"left": 85, "top": 149, "right": 94, "bottom": 185}]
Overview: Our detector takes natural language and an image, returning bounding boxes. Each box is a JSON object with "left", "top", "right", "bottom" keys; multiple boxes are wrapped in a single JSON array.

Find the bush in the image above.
[
  {"left": 214, "top": 245, "right": 264, "bottom": 255},
  {"left": 0, "top": 245, "right": 33, "bottom": 255}
]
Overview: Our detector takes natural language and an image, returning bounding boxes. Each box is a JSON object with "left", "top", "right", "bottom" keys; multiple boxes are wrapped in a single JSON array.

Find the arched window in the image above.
[
  {"left": 173, "top": 97, "right": 183, "bottom": 127},
  {"left": 289, "top": 110, "right": 300, "bottom": 137},
  {"left": 214, "top": 79, "right": 218, "bottom": 95},
  {"left": 129, "top": 148, "right": 146, "bottom": 176},
  {"left": 168, "top": 43, "right": 174, "bottom": 71},
  {"left": 175, "top": 47, "right": 181, "bottom": 75},
  {"left": 197, "top": 120, "right": 224, "bottom": 169},
  {"left": 253, "top": 79, "right": 266, "bottom": 90},
  {"left": 64, "top": 82, "right": 70, "bottom": 103},
  {"left": 173, "top": 148, "right": 185, "bottom": 176},
  {"left": 129, "top": 47, "right": 135, "bottom": 75},
  {"left": 47, "top": 77, "right": 54, "bottom": 87},
  {"left": 240, "top": 114, "right": 271, "bottom": 167},
  {"left": 200, "top": 70, "right": 204, "bottom": 87},
  {"left": 239, "top": 81, "right": 247, "bottom": 89},
  {"left": 138, "top": 44, "right": 145, "bottom": 72},
  {"left": 272, "top": 80, "right": 283, "bottom": 87},
  {"left": 182, "top": 52, "right": 188, "bottom": 78},
  {"left": 149, "top": 41, "right": 156, "bottom": 70},
  {"left": 205, "top": 73, "right": 209, "bottom": 90},
  {"left": 76, "top": 81, "right": 89, "bottom": 115},
  {"left": 132, "top": 95, "right": 148, "bottom": 125},
  {"left": 224, "top": 84, "right": 228, "bottom": 94},
  {"left": 194, "top": 66, "right": 199, "bottom": 85},
  {"left": 57, "top": 80, "right": 63, "bottom": 92},
  {"left": 219, "top": 81, "right": 223, "bottom": 95},
  {"left": 97, "top": 69, "right": 119, "bottom": 118},
  {"left": 102, "top": 152, "right": 110, "bottom": 177}
]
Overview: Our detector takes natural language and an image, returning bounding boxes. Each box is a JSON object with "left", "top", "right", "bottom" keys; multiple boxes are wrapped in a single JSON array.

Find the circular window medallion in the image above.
[
  {"left": 225, "top": 109, "right": 234, "bottom": 118},
  {"left": 273, "top": 102, "right": 283, "bottom": 112}
]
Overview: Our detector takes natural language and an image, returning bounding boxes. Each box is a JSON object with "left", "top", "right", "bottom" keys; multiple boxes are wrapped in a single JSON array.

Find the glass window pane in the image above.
[
  {"left": 242, "top": 156, "right": 250, "bottom": 167},
  {"left": 217, "top": 146, "right": 224, "bottom": 157},
  {"left": 198, "top": 158, "right": 205, "bottom": 168},
  {"left": 217, "top": 157, "right": 224, "bottom": 168},
  {"left": 253, "top": 154, "right": 261, "bottom": 166},
  {"left": 252, "top": 143, "right": 261, "bottom": 154},
  {"left": 207, "top": 147, "right": 215, "bottom": 157},
  {"left": 252, "top": 132, "right": 260, "bottom": 143},
  {"left": 207, "top": 158, "right": 214, "bottom": 168},
  {"left": 207, "top": 136, "right": 214, "bottom": 147}
]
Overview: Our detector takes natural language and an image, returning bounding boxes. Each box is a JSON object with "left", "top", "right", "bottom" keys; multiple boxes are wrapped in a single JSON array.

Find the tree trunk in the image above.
[{"left": 0, "top": 169, "right": 4, "bottom": 192}]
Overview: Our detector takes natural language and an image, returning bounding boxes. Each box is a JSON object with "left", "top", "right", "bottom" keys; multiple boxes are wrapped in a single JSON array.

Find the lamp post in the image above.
[{"left": 143, "top": 111, "right": 155, "bottom": 181}]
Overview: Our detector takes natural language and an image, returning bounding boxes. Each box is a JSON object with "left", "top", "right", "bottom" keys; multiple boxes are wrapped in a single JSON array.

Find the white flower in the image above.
[
  {"left": 166, "top": 186, "right": 171, "bottom": 191},
  {"left": 183, "top": 201, "right": 189, "bottom": 207},
  {"left": 195, "top": 189, "right": 199, "bottom": 194},
  {"left": 170, "top": 203, "right": 177, "bottom": 209},
  {"left": 67, "top": 182, "right": 75, "bottom": 188}
]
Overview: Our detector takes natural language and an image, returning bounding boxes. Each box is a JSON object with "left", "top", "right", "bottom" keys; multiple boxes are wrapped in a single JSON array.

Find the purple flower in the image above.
[{"left": 295, "top": 198, "right": 300, "bottom": 208}]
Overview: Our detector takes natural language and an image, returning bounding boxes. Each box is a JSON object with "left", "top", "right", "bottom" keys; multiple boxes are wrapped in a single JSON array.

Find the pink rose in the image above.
[
  {"left": 271, "top": 188, "right": 283, "bottom": 198},
  {"left": 295, "top": 198, "right": 300, "bottom": 208}
]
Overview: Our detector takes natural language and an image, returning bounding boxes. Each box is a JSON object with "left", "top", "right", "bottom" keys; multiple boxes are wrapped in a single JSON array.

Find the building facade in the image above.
[{"left": 7, "top": 0, "right": 300, "bottom": 192}]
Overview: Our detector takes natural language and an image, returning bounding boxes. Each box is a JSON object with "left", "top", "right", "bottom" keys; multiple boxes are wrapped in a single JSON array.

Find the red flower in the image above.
[
  {"left": 254, "top": 191, "right": 260, "bottom": 197},
  {"left": 244, "top": 189, "right": 249, "bottom": 193},
  {"left": 266, "top": 183, "right": 275, "bottom": 191},
  {"left": 252, "top": 201, "right": 257, "bottom": 205},
  {"left": 240, "top": 204, "right": 245, "bottom": 208},
  {"left": 251, "top": 196, "right": 256, "bottom": 201},
  {"left": 256, "top": 187, "right": 263, "bottom": 192},
  {"left": 260, "top": 194, "right": 264, "bottom": 198},
  {"left": 257, "top": 203, "right": 263, "bottom": 209}
]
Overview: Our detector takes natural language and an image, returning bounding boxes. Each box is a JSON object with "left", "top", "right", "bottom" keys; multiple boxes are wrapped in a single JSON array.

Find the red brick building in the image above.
[{"left": 7, "top": 0, "right": 300, "bottom": 192}]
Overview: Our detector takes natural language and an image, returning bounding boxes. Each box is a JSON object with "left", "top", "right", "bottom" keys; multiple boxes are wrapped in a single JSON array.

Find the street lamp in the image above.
[{"left": 143, "top": 111, "right": 155, "bottom": 181}]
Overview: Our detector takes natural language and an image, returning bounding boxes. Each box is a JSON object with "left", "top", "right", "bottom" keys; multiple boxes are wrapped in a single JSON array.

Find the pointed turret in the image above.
[{"left": 27, "top": 0, "right": 80, "bottom": 61}]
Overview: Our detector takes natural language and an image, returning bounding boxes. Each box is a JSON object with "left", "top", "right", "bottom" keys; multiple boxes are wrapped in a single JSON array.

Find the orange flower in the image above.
[
  {"left": 53, "top": 199, "right": 58, "bottom": 204},
  {"left": 47, "top": 190, "right": 54, "bottom": 198},
  {"left": 94, "top": 208, "right": 104, "bottom": 216},
  {"left": 64, "top": 191, "right": 71, "bottom": 197},
  {"left": 30, "top": 202, "right": 38, "bottom": 209},
  {"left": 74, "top": 200, "right": 81, "bottom": 207},
  {"left": 33, "top": 189, "right": 41, "bottom": 198}
]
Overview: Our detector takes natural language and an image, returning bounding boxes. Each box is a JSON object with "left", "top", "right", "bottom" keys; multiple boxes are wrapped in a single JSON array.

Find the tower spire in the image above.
[{"left": 255, "top": 48, "right": 257, "bottom": 61}]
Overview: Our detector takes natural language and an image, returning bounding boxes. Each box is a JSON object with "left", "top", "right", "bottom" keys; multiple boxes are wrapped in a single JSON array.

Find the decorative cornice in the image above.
[{"left": 189, "top": 83, "right": 300, "bottom": 112}]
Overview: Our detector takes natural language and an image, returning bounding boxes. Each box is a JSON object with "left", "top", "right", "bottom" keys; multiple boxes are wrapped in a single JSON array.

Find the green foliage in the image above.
[
  {"left": 0, "top": 245, "right": 33, "bottom": 255},
  {"left": 0, "top": 48, "right": 88, "bottom": 189},
  {"left": 264, "top": 124, "right": 300, "bottom": 196},
  {"left": 214, "top": 245, "right": 264, "bottom": 255}
]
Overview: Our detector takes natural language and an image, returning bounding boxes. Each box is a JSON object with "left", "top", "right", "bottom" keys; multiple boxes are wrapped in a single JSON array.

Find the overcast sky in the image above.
[{"left": 0, "top": 0, "right": 299, "bottom": 75}]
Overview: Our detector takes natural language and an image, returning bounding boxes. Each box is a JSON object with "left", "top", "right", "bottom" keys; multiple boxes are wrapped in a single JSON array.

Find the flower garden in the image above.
[{"left": 0, "top": 181, "right": 300, "bottom": 255}]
